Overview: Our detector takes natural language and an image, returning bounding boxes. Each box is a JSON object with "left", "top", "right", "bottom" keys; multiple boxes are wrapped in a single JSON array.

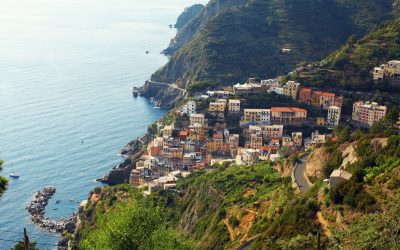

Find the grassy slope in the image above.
[
  {"left": 292, "top": 19, "right": 400, "bottom": 91},
  {"left": 152, "top": 0, "right": 394, "bottom": 88}
]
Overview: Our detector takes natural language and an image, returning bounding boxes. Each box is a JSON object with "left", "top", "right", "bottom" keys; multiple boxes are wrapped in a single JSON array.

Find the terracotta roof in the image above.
[
  {"left": 213, "top": 133, "right": 224, "bottom": 139},
  {"left": 300, "top": 87, "right": 312, "bottom": 91},
  {"left": 271, "top": 107, "right": 307, "bottom": 113},
  {"left": 321, "top": 92, "right": 335, "bottom": 97},
  {"left": 180, "top": 130, "right": 189, "bottom": 136}
]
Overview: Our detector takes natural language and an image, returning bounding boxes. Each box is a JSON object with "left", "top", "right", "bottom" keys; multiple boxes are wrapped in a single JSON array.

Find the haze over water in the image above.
[{"left": 0, "top": 0, "right": 206, "bottom": 248}]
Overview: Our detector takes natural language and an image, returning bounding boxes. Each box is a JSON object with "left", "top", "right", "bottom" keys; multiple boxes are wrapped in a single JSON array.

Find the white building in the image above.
[
  {"left": 327, "top": 106, "right": 341, "bottom": 126},
  {"left": 241, "top": 109, "right": 271, "bottom": 126},
  {"left": 272, "top": 86, "right": 284, "bottom": 95},
  {"left": 179, "top": 101, "right": 197, "bottom": 116}
]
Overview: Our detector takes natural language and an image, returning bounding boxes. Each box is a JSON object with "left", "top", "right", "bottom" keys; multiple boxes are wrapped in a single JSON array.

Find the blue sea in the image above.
[{"left": 0, "top": 0, "right": 206, "bottom": 248}]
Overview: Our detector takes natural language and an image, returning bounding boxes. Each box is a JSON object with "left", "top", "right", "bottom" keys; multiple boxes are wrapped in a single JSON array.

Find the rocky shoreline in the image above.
[
  {"left": 98, "top": 132, "right": 153, "bottom": 185},
  {"left": 26, "top": 187, "right": 76, "bottom": 249}
]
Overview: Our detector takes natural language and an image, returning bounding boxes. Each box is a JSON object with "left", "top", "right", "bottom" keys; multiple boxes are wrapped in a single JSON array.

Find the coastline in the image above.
[{"left": 99, "top": 131, "right": 154, "bottom": 185}]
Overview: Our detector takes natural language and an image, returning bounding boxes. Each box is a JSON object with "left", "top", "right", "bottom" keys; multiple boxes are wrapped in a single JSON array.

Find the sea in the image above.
[{"left": 0, "top": 0, "right": 206, "bottom": 248}]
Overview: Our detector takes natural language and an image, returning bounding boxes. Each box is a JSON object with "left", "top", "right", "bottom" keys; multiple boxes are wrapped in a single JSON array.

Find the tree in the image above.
[
  {"left": 279, "top": 146, "right": 290, "bottom": 158},
  {"left": 11, "top": 241, "right": 38, "bottom": 250}
]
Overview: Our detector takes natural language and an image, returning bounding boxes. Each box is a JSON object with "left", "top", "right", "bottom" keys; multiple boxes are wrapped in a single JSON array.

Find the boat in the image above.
[
  {"left": 145, "top": 51, "right": 149, "bottom": 54},
  {"left": 9, "top": 173, "right": 19, "bottom": 179},
  {"left": 9, "top": 163, "right": 19, "bottom": 178}
]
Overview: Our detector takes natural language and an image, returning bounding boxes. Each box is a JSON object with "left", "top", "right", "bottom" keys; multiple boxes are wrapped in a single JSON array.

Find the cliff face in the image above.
[
  {"left": 165, "top": 0, "right": 247, "bottom": 55},
  {"left": 153, "top": 0, "right": 395, "bottom": 89},
  {"left": 174, "top": 4, "right": 205, "bottom": 29}
]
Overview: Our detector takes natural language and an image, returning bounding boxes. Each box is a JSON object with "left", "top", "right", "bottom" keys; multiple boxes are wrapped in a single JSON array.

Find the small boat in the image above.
[
  {"left": 53, "top": 208, "right": 58, "bottom": 211},
  {"left": 9, "top": 173, "right": 19, "bottom": 179},
  {"left": 145, "top": 51, "right": 149, "bottom": 54},
  {"left": 69, "top": 198, "right": 74, "bottom": 202},
  {"left": 9, "top": 163, "right": 19, "bottom": 178},
  {"left": 55, "top": 200, "right": 61, "bottom": 204},
  {"left": 169, "top": 24, "right": 173, "bottom": 28}
]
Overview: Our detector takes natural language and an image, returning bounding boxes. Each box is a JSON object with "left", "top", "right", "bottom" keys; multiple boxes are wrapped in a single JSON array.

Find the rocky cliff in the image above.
[
  {"left": 174, "top": 4, "right": 205, "bottom": 29},
  {"left": 139, "top": 80, "right": 186, "bottom": 108},
  {"left": 165, "top": 0, "right": 247, "bottom": 55}
]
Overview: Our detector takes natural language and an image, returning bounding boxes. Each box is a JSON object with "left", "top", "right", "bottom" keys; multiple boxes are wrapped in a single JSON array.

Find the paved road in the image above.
[
  {"left": 294, "top": 154, "right": 311, "bottom": 195},
  {"left": 147, "top": 80, "right": 187, "bottom": 94}
]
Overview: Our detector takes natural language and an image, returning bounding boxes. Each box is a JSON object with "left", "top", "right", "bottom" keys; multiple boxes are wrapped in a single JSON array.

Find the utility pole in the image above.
[{"left": 23, "top": 228, "right": 29, "bottom": 250}]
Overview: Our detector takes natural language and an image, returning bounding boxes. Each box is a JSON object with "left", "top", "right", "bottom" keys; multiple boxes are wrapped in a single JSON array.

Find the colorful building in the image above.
[
  {"left": 352, "top": 101, "right": 387, "bottom": 127},
  {"left": 271, "top": 107, "right": 307, "bottom": 124}
]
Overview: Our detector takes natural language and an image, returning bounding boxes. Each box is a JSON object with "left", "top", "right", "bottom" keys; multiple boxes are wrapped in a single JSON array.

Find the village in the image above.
[{"left": 127, "top": 72, "right": 394, "bottom": 194}]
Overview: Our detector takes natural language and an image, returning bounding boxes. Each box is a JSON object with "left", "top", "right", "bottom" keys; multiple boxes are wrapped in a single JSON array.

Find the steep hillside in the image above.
[
  {"left": 291, "top": 18, "right": 400, "bottom": 91},
  {"left": 174, "top": 4, "right": 205, "bottom": 29},
  {"left": 165, "top": 0, "right": 247, "bottom": 55},
  {"left": 153, "top": 0, "right": 395, "bottom": 89}
]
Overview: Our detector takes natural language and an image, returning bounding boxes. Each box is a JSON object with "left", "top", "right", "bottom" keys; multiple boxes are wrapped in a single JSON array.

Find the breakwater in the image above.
[{"left": 26, "top": 187, "right": 76, "bottom": 234}]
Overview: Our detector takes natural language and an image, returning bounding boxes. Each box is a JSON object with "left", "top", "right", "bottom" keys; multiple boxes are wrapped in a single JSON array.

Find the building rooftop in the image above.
[{"left": 271, "top": 107, "right": 307, "bottom": 113}]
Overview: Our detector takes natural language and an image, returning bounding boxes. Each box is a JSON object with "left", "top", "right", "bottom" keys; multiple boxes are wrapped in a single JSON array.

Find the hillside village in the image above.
[{"left": 128, "top": 76, "right": 394, "bottom": 194}]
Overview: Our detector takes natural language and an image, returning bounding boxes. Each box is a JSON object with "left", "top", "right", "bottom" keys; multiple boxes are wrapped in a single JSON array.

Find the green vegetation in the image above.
[
  {"left": 78, "top": 185, "right": 194, "bottom": 250},
  {"left": 153, "top": 0, "right": 395, "bottom": 88},
  {"left": 331, "top": 204, "right": 400, "bottom": 249},
  {"left": 11, "top": 241, "right": 38, "bottom": 250},
  {"left": 292, "top": 19, "right": 400, "bottom": 91},
  {"left": 0, "top": 160, "right": 8, "bottom": 196}
]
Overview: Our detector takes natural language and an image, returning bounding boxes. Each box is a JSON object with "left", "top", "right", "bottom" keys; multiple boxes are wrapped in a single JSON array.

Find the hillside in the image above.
[
  {"left": 165, "top": 0, "right": 247, "bottom": 55},
  {"left": 174, "top": 4, "right": 205, "bottom": 29},
  {"left": 74, "top": 111, "right": 400, "bottom": 249},
  {"left": 291, "top": 18, "right": 400, "bottom": 91},
  {"left": 152, "top": 0, "right": 395, "bottom": 90}
]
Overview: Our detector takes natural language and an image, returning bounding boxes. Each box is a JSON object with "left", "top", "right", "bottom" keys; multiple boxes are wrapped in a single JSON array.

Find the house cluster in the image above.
[
  {"left": 129, "top": 76, "right": 391, "bottom": 190},
  {"left": 373, "top": 60, "right": 400, "bottom": 80},
  {"left": 234, "top": 78, "right": 344, "bottom": 127}
]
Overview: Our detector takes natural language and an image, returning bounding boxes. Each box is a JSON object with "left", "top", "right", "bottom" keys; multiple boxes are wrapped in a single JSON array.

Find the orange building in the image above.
[{"left": 271, "top": 107, "right": 307, "bottom": 124}]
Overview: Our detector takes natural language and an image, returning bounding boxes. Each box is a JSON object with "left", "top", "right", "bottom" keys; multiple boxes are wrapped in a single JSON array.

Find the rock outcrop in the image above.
[
  {"left": 139, "top": 80, "right": 186, "bottom": 108},
  {"left": 306, "top": 148, "right": 330, "bottom": 179},
  {"left": 100, "top": 132, "right": 153, "bottom": 185}
]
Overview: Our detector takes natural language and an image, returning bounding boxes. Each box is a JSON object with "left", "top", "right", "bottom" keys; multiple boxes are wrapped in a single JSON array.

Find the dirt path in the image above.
[
  {"left": 223, "top": 219, "right": 236, "bottom": 241},
  {"left": 317, "top": 212, "right": 332, "bottom": 238}
]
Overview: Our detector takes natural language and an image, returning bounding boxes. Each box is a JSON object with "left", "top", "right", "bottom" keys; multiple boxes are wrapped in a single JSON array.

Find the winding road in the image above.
[{"left": 294, "top": 154, "right": 311, "bottom": 195}]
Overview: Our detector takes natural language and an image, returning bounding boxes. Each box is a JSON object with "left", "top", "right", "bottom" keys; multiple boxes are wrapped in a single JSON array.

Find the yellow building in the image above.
[
  {"left": 190, "top": 113, "right": 206, "bottom": 126},
  {"left": 228, "top": 99, "right": 241, "bottom": 112},
  {"left": 261, "top": 125, "right": 284, "bottom": 140},
  {"left": 209, "top": 99, "right": 227, "bottom": 113},
  {"left": 271, "top": 107, "right": 307, "bottom": 123},
  {"left": 283, "top": 81, "right": 300, "bottom": 100},
  {"left": 316, "top": 117, "right": 326, "bottom": 126}
]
